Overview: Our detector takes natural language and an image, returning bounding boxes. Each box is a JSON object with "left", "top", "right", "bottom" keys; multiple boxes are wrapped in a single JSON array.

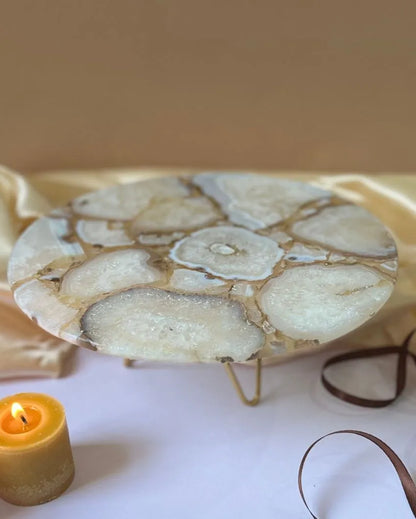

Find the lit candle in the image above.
[{"left": 0, "top": 393, "right": 74, "bottom": 506}]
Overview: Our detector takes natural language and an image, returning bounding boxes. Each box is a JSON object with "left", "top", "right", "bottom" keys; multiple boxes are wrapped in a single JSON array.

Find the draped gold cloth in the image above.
[{"left": 1, "top": 166, "right": 415, "bottom": 377}]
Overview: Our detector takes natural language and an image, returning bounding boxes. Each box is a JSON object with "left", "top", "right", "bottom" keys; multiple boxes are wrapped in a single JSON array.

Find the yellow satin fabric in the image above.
[{"left": 1, "top": 166, "right": 416, "bottom": 376}]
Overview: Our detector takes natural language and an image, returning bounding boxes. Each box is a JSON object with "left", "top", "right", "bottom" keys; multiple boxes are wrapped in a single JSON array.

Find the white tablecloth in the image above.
[{"left": 1, "top": 345, "right": 416, "bottom": 519}]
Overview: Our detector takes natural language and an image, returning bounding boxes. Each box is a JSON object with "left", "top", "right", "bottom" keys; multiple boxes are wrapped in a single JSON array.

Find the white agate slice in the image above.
[
  {"left": 14, "top": 279, "right": 78, "bottom": 337},
  {"left": 76, "top": 220, "right": 134, "bottom": 246},
  {"left": 170, "top": 226, "right": 283, "bottom": 280},
  {"left": 194, "top": 173, "right": 329, "bottom": 230},
  {"left": 132, "top": 197, "right": 220, "bottom": 233},
  {"left": 81, "top": 288, "right": 264, "bottom": 362},
  {"left": 284, "top": 243, "right": 328, "bottom": 263},
  {"left": 170, "top": 269, "right": 226, "bottom": 293},
  {"left": 259, "top": 264, "right": 394, "bottom": 343},
  {"left": 8, "top": 217, "right": 85, "bottom": 285},
  {"left": 291, "top": 205, "right": 396, "bottom": 257},
  {"left": 60, "top": 249, "right": 162, "bottom": 301},
  {"left": 72, "top": 178, "right": 189, "bottom": 220}
]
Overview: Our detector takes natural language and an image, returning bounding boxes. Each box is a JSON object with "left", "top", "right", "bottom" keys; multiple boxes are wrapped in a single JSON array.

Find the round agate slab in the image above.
[{"left": 8, "top": 173, "right": 398, "bottom": 364}]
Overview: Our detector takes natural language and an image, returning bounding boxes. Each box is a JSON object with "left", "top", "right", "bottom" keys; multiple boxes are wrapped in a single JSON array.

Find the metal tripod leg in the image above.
[{"left": 224, "top": 358, "right": 262, "bottom": 406}]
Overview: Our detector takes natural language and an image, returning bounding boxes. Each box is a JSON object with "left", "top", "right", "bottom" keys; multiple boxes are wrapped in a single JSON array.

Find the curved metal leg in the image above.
[
  {"left": 124, "top": 356, "right": 262, "bottom": 406},
  {"left": 224, "top": 359, "right": 262, "bottom": 406}
]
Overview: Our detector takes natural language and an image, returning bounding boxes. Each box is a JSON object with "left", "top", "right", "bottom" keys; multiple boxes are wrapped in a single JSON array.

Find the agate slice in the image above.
[
  {"left": 81, "top": 288, "right": 263, "bottom": 362},
  {"left": 291, "top": 204, "right": 396, "bottom": 257},
  {"left": 131, "top": 197, "right": 220, "bottom": 233},
  {"left": 8, "top": 173, "right": 398, "bottom": 362},
  {"left": 8, "top": 217, "right": 85, "bottom": 284},
  {"left": 72, "top": 177, "right": 189, "bottom": 220},
  {"left": 170, "top": 226, "right": 283, "bottom": 280},
  {"left": 169, "top": 269, "right": 227, "bottom": 293},
  {"left": 258, "top": 264, "right": 393, "bottom": 342},
  {"left": 76, "top": 220, "right": 134, "bottom": 247},
  {"left": 194, "top": 172, "right": 330, "bottom": 229},
  {"left": 60, "top": 249, "right": 163, "bottom": 302}
]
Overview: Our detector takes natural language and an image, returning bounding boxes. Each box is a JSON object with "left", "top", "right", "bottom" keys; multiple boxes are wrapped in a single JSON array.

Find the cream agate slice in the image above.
[
  {"left": 131, "top": 197, "right": 220, "bottom": 233},
  {"left": 194, "top": 172, "right": 330, "bottom": 230},
  {"left": 284, "top": 243, "right": 328, "bottom": 263},
  {"left": 291, "top": 204, "right": 396, "bottom": 257},
  {"left": 81, "top": 288, "right": 264, "bottom": 362},
  {"left": 60, "top": 249, "right": 162, "bottom": 302},
  {"left": 14, "top": 279, "right": 78, "bottom": 337},
  {"left": 72, "top": 177, "right": 189, "bottom": 219},
  {"left": 171, "top": 226, "right": 283, "bottom": 280},
  {"left": 169, "top": 269, "right": 227, "bottom": 294},
  {"left": 8, "top": 217, "right": 85, "bottom": 286},
  {"left": 259, "top": 264, "right": 394, "bottom": 343},
  {"left": 76, "top": 220, "right": 133, "bottom": 247}
]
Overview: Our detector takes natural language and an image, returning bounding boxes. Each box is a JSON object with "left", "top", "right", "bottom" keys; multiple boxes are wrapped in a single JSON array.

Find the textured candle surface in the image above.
[
  {"left": 8, "top": 173, "right": 398, "bottom": 363},
  {"left": 0, "top": 393, "right": 74, "bottom": 506}
]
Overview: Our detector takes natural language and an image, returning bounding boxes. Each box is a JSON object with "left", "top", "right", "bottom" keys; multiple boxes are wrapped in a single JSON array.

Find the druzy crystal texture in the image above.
[{"left": 8, "top": 173, "right": 398, "bottom": 363}]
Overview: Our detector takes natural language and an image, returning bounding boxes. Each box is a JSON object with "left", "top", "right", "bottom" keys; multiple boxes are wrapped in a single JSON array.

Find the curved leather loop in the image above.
[
  {"left": 298, "top": 430, "right": 416, "bottom": 518},
  {"left": 321, "top": 330, "right": 416, "bottom": 407}
]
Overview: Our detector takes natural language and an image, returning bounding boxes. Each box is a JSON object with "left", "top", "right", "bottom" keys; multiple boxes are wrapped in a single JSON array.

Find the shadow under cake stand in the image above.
[{"left": 8, "top": 173, "right": 398, "bottom": 406}]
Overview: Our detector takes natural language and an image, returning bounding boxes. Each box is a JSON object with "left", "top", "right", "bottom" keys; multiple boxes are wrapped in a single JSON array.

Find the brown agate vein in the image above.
[{"left": 8, "top": 172, "right": 398, "bottom": 363}]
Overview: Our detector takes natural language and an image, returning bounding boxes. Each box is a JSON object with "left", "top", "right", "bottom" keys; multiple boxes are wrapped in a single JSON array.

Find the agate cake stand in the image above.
[{"left": 8, "top": 173, "right": 398, "bottom": 405}]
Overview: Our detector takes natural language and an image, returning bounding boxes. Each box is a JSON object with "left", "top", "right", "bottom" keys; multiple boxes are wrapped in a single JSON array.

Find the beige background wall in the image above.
[{"left": 0, "top": 1, "right": 415, "bottom": 173}]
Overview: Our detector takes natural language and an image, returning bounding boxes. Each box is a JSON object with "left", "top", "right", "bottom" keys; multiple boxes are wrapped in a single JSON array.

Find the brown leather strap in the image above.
[
  {"left": 298, "top": 430, "right": 416, "bottom": 518},
  {"left": 321, "top": 329, "right": 416, "bottom": 407}
]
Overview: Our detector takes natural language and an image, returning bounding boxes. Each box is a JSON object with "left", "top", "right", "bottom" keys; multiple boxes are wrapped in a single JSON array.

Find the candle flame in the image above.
[{"left": 11, "top": 402, "right": 25, "bottom": 420}]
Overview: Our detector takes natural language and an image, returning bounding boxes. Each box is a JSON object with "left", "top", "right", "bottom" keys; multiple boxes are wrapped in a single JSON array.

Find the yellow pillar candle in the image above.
[{"left": 0, "top": 393, "right": 75, "bottom": 506}]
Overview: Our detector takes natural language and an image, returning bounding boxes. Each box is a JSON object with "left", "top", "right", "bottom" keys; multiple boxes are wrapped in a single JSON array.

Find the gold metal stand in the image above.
[
  {"left": 123, "top": 357, "right": 263, "bottom": 407},
  {"left": 224, "top": 358, "right": 262, "bottom": 406}
]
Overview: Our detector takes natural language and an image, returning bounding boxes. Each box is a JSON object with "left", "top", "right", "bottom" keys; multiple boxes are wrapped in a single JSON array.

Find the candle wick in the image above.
[{"left": 20, "top": 415, "right": 28, "bottom": 425}]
